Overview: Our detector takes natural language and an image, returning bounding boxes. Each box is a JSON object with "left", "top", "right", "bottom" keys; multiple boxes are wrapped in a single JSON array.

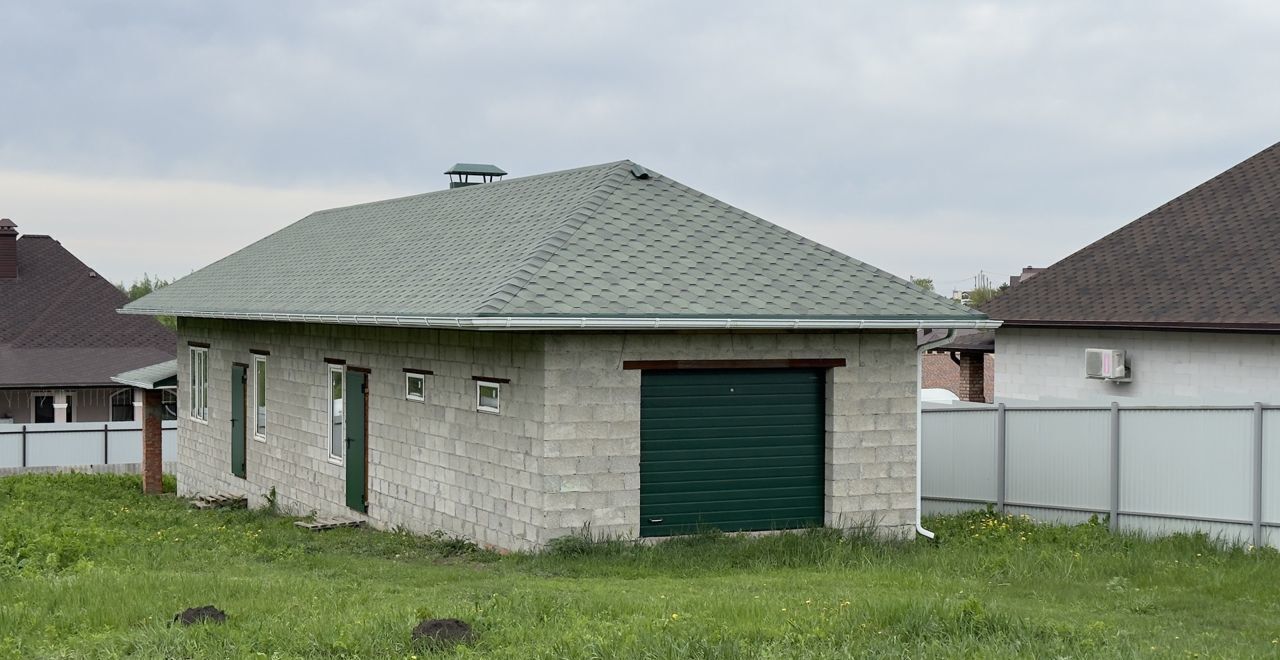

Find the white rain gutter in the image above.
[
  {"left": 915, "top": 328, "right": 958, "bottom": 540},
  {"left": 118, "top": 308, "right": 1002, "bottom": 331}
]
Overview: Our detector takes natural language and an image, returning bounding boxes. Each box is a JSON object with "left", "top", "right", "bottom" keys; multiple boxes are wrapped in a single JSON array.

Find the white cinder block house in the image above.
[
  {"left": 124, "top": 161, "right": 993, "bottom": 550},
  {"left": 983, "top": 142, "right": 1280, "bottom": 405}
]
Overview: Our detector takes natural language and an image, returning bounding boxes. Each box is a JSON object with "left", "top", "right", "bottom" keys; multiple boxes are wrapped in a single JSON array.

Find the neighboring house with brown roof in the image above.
[
  {"left": 981, "top": 142, "right": 1280, "bottom": 404},
  {"left": 0, "top": 219, "right": 176, "bottom": 424}
]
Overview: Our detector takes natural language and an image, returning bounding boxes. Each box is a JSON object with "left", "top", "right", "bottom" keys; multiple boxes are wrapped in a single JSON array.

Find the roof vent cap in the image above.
[{"left": 445, "top": 163, "right": 506, "bottom": 189}]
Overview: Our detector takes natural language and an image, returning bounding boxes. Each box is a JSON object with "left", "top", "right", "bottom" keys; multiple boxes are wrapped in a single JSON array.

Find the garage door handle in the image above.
[{"left": 648, "top": 518, "right": 663, "bottom": 524}]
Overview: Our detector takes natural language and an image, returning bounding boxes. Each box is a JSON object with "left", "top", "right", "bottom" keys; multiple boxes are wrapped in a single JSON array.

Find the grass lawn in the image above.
[{"left": 1, "top": 475, "right": 1278, "bottom": 658}]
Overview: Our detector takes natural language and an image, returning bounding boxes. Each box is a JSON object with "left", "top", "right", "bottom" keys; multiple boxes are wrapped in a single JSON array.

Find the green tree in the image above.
[
  {"left": 967, "top": 285, "right": 1003, "bottom": 307},
  {"left": 116, "top": 273, "right": 176, "bottom": 329},
  {"left": 910, "top": 276, "right": 935, "bottom": 292},
  {"left": 117, "top": 273, "right": 171, "bottom": 301}
]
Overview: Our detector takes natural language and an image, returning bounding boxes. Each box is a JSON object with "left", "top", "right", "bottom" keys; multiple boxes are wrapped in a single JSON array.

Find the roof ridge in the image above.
[
  {"left": 305, "top": 160, "right": 632, "bottom": 218},
  {"left": 655, "top": 175, "right": 984, "bottom": 317},
  {"left": 475, "top": 160, "right": 635, "bottom": 314}
]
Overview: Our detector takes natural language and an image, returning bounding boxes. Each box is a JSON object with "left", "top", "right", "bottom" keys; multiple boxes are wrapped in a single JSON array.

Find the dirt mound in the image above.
[
  {"left": 411, "top": 618, "right": 473, "bottom": 646},
  {"left": 173, "top": 605, "right": 228, "bottom": 626}
]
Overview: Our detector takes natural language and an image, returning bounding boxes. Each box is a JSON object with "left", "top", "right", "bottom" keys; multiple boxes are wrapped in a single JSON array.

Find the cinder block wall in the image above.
[
  {"left": 176, "top": 321, "right": 921, "bottom": 550},
  {"left": 540, "top": 331, "right": 920, "bottom": 543},
  {"left": 997, "top": 328, "right": 1280, "bottom": 404},
  {"left": 176, "top": 319, "right": 548, "bottom": 550}
]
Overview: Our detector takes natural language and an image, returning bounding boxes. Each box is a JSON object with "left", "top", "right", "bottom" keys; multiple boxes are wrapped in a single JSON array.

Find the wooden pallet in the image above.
[
  {"left": 191, "top": 493, "right": 248, "bottom": 510},
  {"left": 294, "top": 517, "right": 366, "bottom": 532}
]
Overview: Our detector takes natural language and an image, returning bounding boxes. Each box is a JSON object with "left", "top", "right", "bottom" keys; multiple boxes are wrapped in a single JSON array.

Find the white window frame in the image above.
[
  {"left": 405, "top": 372, "right": 426, "bottom": 402},
  {"left": 327, "top": 364, "right": 345, "bottom": 464},
  {"left": 252, "top": 355, "right": 268, "bottom": 441},
  {"left": 476, "top": 381, "right": 501, "bottom": 414},
  {"left": 189, "top": 346, "right": 209, "bottom": 424}
]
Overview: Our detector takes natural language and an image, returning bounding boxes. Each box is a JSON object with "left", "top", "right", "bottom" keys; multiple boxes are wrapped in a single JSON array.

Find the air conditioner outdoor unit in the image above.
[{"left": 1085, "top": 348, "right": 1130, "bottom": 381}]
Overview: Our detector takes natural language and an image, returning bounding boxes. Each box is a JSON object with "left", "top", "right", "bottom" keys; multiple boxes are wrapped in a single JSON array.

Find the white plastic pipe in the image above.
[{"left": 914, "top": 329, "right": 957, "bottom": 539}]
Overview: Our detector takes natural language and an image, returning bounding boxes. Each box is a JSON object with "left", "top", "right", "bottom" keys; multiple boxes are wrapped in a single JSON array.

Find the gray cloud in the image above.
[{"left": 2, "top": 1, "right": 1278, "bottom": 291}]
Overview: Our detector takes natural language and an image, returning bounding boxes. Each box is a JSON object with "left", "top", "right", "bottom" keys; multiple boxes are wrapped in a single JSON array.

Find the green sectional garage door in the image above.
[{"left": 640, "top": 368, "right": 825, "bottom": 537}]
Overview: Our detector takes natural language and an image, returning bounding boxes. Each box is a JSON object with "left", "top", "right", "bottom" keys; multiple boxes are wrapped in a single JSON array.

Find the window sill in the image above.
[
  {"left": 327, "top": 455, "right": 344, "bottom": 466},
  {"left": 476, "top": 407, "right": 500, "bottom": 415},
  {"left": 253, "top": 434, "right": 267, "bottom": 443},
  {"left": 189, "top": 416, "right": 209, "bottom": 425}
]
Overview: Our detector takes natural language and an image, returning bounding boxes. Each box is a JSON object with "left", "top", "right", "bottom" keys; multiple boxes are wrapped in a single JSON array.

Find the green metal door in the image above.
[
  {"left": 230, "top": 364, "right": 247, "bottom": 479},
  {"left": 345, "top": 370, "right": 368, "bottom": 513},
  {"left": 640, "top": 368, "right": 825, "bottom": 537}
]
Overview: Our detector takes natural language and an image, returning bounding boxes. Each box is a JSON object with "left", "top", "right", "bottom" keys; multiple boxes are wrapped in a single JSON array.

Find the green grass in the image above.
[{"left": 2, "top": 475, "right": 1279, "bottom": 658}]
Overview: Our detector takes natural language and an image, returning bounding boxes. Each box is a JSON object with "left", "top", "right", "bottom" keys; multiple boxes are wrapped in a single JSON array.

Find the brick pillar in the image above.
[
  {"left": 142, "top": 389, "right": 164, "bottom": 494},
  {"left": 956, "top": 352, "right": 987, "bottom": 403}
]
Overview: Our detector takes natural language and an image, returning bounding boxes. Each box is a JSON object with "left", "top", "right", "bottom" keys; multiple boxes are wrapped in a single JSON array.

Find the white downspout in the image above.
[{"left": 915, "top": 329, "right": 956, "bottom": 539}]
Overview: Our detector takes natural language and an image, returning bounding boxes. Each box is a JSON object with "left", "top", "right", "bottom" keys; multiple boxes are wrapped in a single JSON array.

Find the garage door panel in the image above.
[
  {"left": 645, "top": 388, "right": 824, "bottom": 404},
  {"left": 643, "top": 405, "right": 824, "bottom": 421},
  {"left": 644, "top": 484, "right": 822, "bottom": 506},
  {"left": 641, "top": 464, "right": 819, "bottom": 485},
  {"left": 642, "top": 425, "right": 824, "bottom": 442},
  {"left": 641, "top": 449, "right": 821, "bottom": 467},
  {"left": 645, "top": 429, "right": 824, "bottom": 450},
  {"left": 643, "top": 393, "right": 822, "bottom": 409},
  {"left": 650, "top": 370, "right": 819, "bottom": 391},
  {"left": 640, "top": 368, "right": 825, "bottom": 537}
]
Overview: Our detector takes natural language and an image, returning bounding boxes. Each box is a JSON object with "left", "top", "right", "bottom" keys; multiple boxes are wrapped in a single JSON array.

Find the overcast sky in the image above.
[{"left": 2, "top": 2, "right": 1278, "bottom": 294}]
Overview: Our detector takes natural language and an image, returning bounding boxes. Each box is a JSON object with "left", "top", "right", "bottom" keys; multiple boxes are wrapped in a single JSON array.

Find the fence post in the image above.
[
  {"left": 21, "top": 424, "right": 27, "bottom": 467},
  {"left": 996, "top": 403, "right": 1007, "bottom": 513},
  {"left": 1253, "top": 402, "right": 1264, "bottom": 548},
  {"left": 103, "top": 424, "right": 109, "bottom": 465},
  {"left": 1110, "top": 402, "right": 1121, "bottom": 533}
]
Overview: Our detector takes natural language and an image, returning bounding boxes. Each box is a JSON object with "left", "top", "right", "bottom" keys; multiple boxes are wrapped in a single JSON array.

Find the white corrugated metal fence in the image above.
[{"left": 923, "top": 403, "right": 1279, "bottom": 548}]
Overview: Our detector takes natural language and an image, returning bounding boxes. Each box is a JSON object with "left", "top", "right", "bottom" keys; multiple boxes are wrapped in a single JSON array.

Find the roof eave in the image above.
[
  {"left": 109, "top": 375, "right": 178, "bottom": 390},
  {"left": 119, "top": 308, "right": 1001, "bottom": 331},
  {"left": 0, "top": 381, "right": 126, "bottom": 390},
  {"left": 996, "top": 319, "right": 1280, "bottom": 333}
]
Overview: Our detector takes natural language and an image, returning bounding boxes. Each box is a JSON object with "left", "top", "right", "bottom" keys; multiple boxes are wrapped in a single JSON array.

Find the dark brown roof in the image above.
[
  {"left": 982, "top": 142, "right": 1280, "bottom": 331},
  {"left": 0, "top": 234, "right": 174, "bottom": 388},
  {"left": 918, "top": 328, "right": 994, "bottom": 352}
]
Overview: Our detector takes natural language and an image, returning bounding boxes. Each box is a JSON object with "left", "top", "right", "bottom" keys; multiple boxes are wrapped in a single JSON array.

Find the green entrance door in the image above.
[
  {"left": 230, "top": 364, "right": 247, "bottom": 479},
  {"left": 640, "top": 368, "right": 825, "bottom": 537},
  {"left": 345, "top": 370, "right": 368, "bottom": 513}
]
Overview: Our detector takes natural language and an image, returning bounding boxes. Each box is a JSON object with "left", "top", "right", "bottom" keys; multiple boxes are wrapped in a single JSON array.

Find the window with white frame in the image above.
[
  {"left": 189, "top": 346, "right": 209, "bottom": 422},
  {"left": 405, "top": 372, "right": 425, "bottom": 402},
  {"left": 476, "top": 381, "right": 500, "bottom": 414},
  {"left": 328, "top": 364, "right": 345, "bottom": 462},
  {"left": 253, "top": 355, "right": 267, "bottom": 440}
]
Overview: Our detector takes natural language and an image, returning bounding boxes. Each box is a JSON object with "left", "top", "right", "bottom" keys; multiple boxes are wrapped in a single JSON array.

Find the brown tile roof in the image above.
[
  {"left": 981, "top": 142, "right": 1280, "bottom": 331},
  {"left": 0, "top": 234, "right": 175, "bottom": 388}
]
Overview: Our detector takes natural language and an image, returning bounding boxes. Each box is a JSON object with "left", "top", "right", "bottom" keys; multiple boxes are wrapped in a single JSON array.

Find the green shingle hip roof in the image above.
[{"left": 122, "top": 160, "right": 993, "bottom": 330}]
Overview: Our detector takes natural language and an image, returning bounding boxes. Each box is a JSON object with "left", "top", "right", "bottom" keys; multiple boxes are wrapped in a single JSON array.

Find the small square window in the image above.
[
  {"left": 476, "top": 382, "right": 500, "bottom": 414},
  {"left": 406, "top": 373, "right": 425, "bottom": 402}
]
